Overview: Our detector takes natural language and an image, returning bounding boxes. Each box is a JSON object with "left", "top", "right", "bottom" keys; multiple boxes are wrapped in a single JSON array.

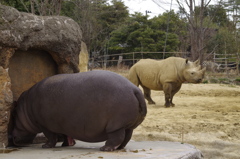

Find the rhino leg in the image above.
[
  {"left": 41, "top": 127, "right": 58, "bottom": 148},
  {"left": 117, "top": 129, "right": 133, "bottom": 150},
  {"left": 170, "top": 85, "right": 182, "bottom": 107},
  {"left": 141, "top": 85, "right": 155, "bottom": 104},
  {"left": 163, "top": 83, "right": 172, "bottom": 107},
  {"left": 100, "top": 128, "right": 125, "bottom": 151},
  {"left": 164, "top": 83, "right": 182, "bottom": 107}
]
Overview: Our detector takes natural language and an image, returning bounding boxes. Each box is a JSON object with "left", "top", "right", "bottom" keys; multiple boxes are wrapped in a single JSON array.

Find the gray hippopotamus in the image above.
[{"left": 11, "top": 70, "right": 147, "bottom": 151}]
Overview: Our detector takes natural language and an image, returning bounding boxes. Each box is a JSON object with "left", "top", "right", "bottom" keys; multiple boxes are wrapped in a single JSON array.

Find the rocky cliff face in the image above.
[
  {"left": 0, "top": 4, "right": 82, "bottom": 73},
  {"left": 0, "top": 67, "right": 13, "bottom": 148},
  {"left": 0, "top": 4, "right": 83, "bottom": 148}
]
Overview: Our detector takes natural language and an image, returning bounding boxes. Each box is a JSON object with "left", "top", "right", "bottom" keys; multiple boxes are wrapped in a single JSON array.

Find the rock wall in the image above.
[
  {"left": 9, "top": 50, "right": 58, "bottom": 101},
  {"left": 0, "top": 67, "right": 13, "bottom": 148},
  {"left": 0, "top": 4, "right": 84, "bottom": 148},
  {"left": 0, "top": 4, "right": 82, "bottom": 73}
]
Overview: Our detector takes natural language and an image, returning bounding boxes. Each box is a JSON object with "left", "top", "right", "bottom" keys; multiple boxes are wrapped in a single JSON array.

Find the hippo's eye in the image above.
[{"left": 191, "top": 72, "right": 195, "bottom": 75}]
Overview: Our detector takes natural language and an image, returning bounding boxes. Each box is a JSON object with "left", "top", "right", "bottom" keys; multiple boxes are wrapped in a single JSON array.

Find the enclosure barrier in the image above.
[
  {"left": 89, "top": 52, "right": 189, "bottom": 69},
  {"left": 88, "top": 52, "right": 239, "bottom": 74}
]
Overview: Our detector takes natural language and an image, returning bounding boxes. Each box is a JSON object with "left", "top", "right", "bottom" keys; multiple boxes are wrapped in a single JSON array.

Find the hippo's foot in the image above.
[
  {"left": 101, "top": 129, "right": 125, "bottom": 151},
  {"left": 117, "top": 145, "right": 125, "bottom": 150},
  {"left": 42, "top": 142, "right": 55, "bottom": 148},
  {"left": 61, "top": 136, "right": 76, "bottom": 147},
  {"left": 148, "top": 101, "right": 156, "bottom": 105},
  {"left": 100, "top": 145, "right": 118, "bottom": 151}
]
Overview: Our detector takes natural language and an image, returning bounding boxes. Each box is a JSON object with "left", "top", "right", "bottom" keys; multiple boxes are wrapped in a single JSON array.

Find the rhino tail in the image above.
[
  {"left": 128, "top": 67, "right": 140, "bottom": 86},
  {"left": 134, "top": 89, "right": 147, "bottom": 117}
]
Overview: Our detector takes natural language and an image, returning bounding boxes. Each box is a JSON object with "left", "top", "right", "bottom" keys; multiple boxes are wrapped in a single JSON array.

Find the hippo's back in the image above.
[{"left": 24, "top": 70, "right": 146, "bottom": 142}]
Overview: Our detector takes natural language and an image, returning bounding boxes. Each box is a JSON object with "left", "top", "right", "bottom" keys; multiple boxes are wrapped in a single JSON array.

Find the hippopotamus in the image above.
[
  {"left": 10, "top": 70, "right": 147, "bottom": 151},
  {"left": 128, "top": 57, "right": 206, "bottom": 107}
]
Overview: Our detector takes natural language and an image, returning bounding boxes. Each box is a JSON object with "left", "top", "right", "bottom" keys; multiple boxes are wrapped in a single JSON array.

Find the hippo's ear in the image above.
[{"left": 185, "top": 59, "right": 188, "bottom": 64}]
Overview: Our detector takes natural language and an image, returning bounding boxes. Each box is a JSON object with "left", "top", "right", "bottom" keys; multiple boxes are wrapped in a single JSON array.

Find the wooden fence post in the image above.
[
  {"left": 133, "top": 52, "right": 135, "bottom": 65},
  {"left": 237, "top": 53, "right": 239, "bottom": 75},
  {"left": 117, "top": 56, "right": 123, "bottom": 69}
]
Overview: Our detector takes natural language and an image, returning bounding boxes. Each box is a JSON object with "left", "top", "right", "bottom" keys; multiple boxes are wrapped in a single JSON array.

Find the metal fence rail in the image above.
[
  {"left": 89, "top": 52, "right": 189, "bottom": 69},
  {"left": 89, "top": 52, "right": 239, "bottom": 74}
]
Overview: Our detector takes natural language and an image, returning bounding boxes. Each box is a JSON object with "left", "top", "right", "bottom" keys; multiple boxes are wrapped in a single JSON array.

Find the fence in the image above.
[
  {"left": 213, "top": 53, "right": 239, "bottom": 72},
  {"left": 89, "top": 52, "right": 189, "bottom": 69},
  {"left": 89, "top": 52, "right": 240, "bottom": 74}
]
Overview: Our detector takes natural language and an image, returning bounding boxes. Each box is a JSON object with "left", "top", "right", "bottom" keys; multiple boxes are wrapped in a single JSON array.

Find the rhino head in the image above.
[{"left": 183, "top": 59, "right": 206, "bottom": 83}]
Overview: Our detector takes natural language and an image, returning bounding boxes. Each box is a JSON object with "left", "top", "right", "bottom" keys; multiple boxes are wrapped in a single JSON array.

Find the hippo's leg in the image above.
[
  {"left": 61, "top": 135, "right": 76, "bottom": 147},
  {"left": 163, "top": 83, "right": 172, "bottom": 107},
  {"left": 41, "top": 128, "right": 58, "bottom": 148},
  {"left": 117, "top": 129, "right": 133, "bottom": 150},
  {"left": 141, "top": 85, "right": 155, "bottom": 104},
  {"left": 100, "top": 128, "right": 125, "bottom": 151}
]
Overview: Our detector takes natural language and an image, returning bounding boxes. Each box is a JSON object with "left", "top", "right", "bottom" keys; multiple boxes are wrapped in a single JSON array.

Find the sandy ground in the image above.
[{"left": 131, "top": 83, "right": 240, "bottom": 159}]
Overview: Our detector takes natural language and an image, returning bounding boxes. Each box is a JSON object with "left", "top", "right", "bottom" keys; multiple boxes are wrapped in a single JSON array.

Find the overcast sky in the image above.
[{"left": 122, "top": 0, "right": 218, "bottom": 18}]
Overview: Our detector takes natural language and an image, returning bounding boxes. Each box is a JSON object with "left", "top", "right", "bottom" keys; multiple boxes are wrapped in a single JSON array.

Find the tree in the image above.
[
  {"left": 108, "top": 11, "right": 181, "bottom": 59},
  {"left": 205, "top": 4, "right": 230, "bottom": 27},
  {"left": 208, "top": 27, "right": 238, "bottom": 55},
  {"left": 0, "top": 0, "right": 63, "bottom": 15},
  {"left": 61, "top": 0, "right": 129, "bottom": 54},
  {"left": 176, "top": 0, "right": 214, "bottom": 62},
  {"left": 221, "top": 0, "right": 240, "bottom": 56}
]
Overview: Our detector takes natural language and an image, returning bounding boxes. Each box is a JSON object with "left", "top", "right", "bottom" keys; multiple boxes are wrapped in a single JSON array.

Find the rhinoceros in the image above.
[
  {"left": 128, "top": 57, "right": 206, "bottom": 107},
  {"left": 10, "top": 70, "right": 147, "bottom": 151}
]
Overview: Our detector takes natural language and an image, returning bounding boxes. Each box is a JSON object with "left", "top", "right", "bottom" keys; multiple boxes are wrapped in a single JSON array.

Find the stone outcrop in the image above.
[
  {"left": 0, "top": 4, "right": 82, "bottom": 73},
  {"left": 0, "top": 67, "right": 13, "bottom": 148},
  {"left": 0, "top": 4, "right": 83, "bottom": 148}
]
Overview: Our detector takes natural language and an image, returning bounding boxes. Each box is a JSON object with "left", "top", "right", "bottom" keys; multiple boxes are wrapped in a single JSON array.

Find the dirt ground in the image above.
[{"left": 131, "top": 83, "right": 240, "bottom": 159}]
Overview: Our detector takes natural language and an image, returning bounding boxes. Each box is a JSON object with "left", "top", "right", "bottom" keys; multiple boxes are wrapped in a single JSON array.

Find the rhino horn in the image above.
[
  {"left": 194, "top": 59, "right": 200, "bottom": 66},
  {"left": 201, "top": 67, "right": 206, "bottom": 73},
  {"left": 196, "top": 65, "right": 201, "bottom": 70}
]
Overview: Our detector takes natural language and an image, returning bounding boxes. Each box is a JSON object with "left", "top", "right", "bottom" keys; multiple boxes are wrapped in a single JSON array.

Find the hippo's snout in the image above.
[{"left": 12, "top": 135, "right": 36, "bottom": 146}]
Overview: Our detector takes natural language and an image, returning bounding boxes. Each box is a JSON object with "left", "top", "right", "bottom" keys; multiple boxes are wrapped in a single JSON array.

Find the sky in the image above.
[
  {"left": 122, "top": 0, "right": 218, "bottom": 18},
  {"left": 122, "top": 0, "right": 179, "bottom": 18}
]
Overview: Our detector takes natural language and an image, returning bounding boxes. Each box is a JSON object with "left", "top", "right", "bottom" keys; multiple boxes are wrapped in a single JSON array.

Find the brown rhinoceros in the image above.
[{"left": 128, "top": 57, "right": 206, "bottom": 107}]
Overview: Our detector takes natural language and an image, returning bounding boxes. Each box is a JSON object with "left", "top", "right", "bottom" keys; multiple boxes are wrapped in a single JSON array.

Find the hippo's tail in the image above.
[{"left": 134, "top": 89, "right": 147, "bottom": 117}]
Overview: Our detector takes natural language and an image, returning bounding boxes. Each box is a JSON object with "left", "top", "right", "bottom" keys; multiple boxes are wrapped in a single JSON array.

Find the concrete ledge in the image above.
[{"left": 2, "top": 141, "right": 203, "bottom": 159}]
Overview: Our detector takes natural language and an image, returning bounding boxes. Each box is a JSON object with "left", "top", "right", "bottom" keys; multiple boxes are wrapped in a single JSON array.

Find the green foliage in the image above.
[
  {"left": 0, "top": 0, "right": 30, "bottom": 12},
  {"left": 207, "top": 27, "right": 238, "bottom": 55},
  {"left": 202, "top": 80, "right": 209, "bottom": 84},
  {"left": 61, "top": 0, "right": 129, "bottom": 54},
  {"left": 209, "top": 78, "right": 219, "bottom": 83},
  {"left": 108, "top": 11, "right": 183, "bottom": 58},
  {"left": 235, "top": 77, "right": 240, "bottom": 82},
  {"left": 2, "top": 0, "right": 239, "bottom": 59},
  {"left": 61, "top": 1, "right": 75, "bottom": 18}
]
